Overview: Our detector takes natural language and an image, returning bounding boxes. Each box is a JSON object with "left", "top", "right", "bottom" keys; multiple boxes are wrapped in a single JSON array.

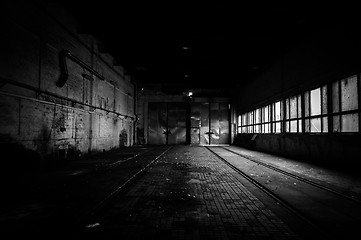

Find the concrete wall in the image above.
[
  {"left": 0, "top": 1, "right": 135, "bottom": 167},
  {"left": 233, "top": 24, "right": 361, "bottom": 167}
]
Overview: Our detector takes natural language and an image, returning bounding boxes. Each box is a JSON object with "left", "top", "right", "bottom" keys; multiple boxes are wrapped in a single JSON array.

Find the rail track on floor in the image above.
[
  {"left": 206, "top": 146, "right": 361, "bottom": 240},
  {"left": 74, "top": 146, "right": 173, "bottom": 228}
]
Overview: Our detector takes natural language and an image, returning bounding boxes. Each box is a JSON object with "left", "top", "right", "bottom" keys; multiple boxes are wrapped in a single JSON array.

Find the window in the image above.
[
  {"left": 261, "top": 105, "right": 271, "bottom": 133},
  {"left": 237, "top": 74, "right": 360, "bottom": 135},
  {"left": 332, "top": 75, "right": 359, "bottom": 132},
  {"left": 304, "top": 86, "right": 328, "bottom": 133},
  {"left": 285, "top": 95, "right": 302, "bottom": 133},
  {"left": 272, "top": 101, "right": 282, "bottom": 133}
]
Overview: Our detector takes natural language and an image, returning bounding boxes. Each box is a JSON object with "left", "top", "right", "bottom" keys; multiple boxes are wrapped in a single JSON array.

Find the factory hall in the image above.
[{"left": 1, "top": 1, "right": 361, "bottom": 239}]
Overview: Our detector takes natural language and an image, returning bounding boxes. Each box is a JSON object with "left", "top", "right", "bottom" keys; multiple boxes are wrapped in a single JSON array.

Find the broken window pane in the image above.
[
  {"left": 332, "top": 81, "right": 339, "bottom": 113},
  {"left": 290, "top": 120, "right": 297, "bottom": 132},
  {"left": 342, "top": 113, "right": 359, "bottom": 132},
  {"left": 322, "top": 85, "right": 328, "bottom": 114},
  {"left": 310, "top": 88, "right": 321, "bottom": 116},
  {"left": 341, "top": 75, "right": 358, "bottom": 111},
  {"left": 333, "top": 115, "right": 341, "bottom": 132},
  {"left": 310, "top": 118, "right": 321, "bottom": 132}
]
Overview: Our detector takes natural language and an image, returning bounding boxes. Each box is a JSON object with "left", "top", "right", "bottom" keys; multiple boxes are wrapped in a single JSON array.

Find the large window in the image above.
[
  {"left": 285, "top": 94, "right": 302, "bottom": 133},
  {"left": 332, "top": 75, "right": 359, "bottom": 132},
  {"left": 304, "top": 85, "right": 328, "bottom": 133},
  {"left": 237, "top": 74, "right": 360, "bottom": 135},
  {"left": 272, "top": 101, "right": 282, "bottom": 133}
]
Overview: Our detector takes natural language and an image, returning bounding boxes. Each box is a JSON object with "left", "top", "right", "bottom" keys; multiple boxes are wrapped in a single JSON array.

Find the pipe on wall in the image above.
[{"left": 57, "top": 49, "right": 105, "bottom": 87}]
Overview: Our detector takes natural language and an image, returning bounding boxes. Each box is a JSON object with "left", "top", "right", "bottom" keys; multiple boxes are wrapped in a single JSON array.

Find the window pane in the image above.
[
  {"left": 341, "top": 75, "right": 358, "bottom": 111},
  {"left": 290, "top": 96, "right": 297, "bottom": 119},
  {"left": 275, "top": 122, "right": 281, "bottom": 133},
  {"left": 238, "top": 115, "right": 242, "bottom": 126},
  {"left": 297, "top": 95, "right": 302, "bottom": 117},
  {"left": 285, "top": 99, "right": 290, "bottom": 119},
  {"left": 265, "top": 123, "right": 270, "bottom": 133},
  {"left": 290, "top": 120, "right": 297, "bottom": 132},
  {"left": 242, "top": 114, "right": 247, "bottom": 126},
  {"left": 298, "top": 120, "right": 302, "bottom": 133},
  {"left": 322, "top": 85, "right": 328, "bottom": 114},
  {"left": 342, "top": 113, "right": 359, "bottom": 132},
  {"left": 265, "top": 105, "right": 269, "bottom": 122},
  {"left": 305, "top": 92, "right": 310, "bottom": 117},
  {"left": 305, "top": 119, "right": 310, "bottom": 132},
  {"left": 255, "top": 109, "right": 261, "bottom": 124},
  {"left": 322, "top": 117, "right": 328, "bottom": 133},
  {"left": 310, "top": 118, "right": 321, "bottom": 132},
  {"left": 248, "top": 112, "right": 253, "bottom": 125},
  {"left": 275, "top": 101, "right": 281, "bottom": 121},
  {"left": 285, "top": 121, "right": 289, "bottom": 132},
  {"left": 333, "top": 115, "right": 341, "bottom": 132},
  {"left": 332, "top": 81, "right": 339, "bottom": 113},
  {"left": 310, "top": 88, "right": 321, "bottom": 116},
  {"left": 248, "top": 126, "right": 253, "bottom": 133},
  {"left": 254, "top": 124, "right": 259, "bottom": 133}
]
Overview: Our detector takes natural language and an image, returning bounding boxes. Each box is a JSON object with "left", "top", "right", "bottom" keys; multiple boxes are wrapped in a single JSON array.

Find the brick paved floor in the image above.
[{"left": 79, "top": 146, "right": 302, "bottom": 239}]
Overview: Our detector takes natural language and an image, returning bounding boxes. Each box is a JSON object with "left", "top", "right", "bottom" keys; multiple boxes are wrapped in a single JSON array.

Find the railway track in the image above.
[
  {"left": 74, "top": 146, "right": 172, "bottom": 228},
  {"left": 206, "top": 146, "right": 361, "bottom": 240}
]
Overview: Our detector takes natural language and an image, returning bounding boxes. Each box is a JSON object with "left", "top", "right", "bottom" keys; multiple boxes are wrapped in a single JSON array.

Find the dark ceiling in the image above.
[{"left": 59, "top": 2, "right": 358, "bottom": 94}]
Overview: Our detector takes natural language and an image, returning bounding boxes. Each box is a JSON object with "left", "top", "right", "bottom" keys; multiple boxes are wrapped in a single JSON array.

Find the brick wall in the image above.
[{"left": 0, "top": 1, "right": 135, "bottom": 165}]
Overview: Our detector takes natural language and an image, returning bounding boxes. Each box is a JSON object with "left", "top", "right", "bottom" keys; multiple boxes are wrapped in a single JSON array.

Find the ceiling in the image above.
[{"left": 59, "top": 2, "right": 358, "bottom": 95}]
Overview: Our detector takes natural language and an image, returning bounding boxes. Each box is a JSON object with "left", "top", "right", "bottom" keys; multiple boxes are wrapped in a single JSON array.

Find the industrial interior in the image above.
[{"left": 1, "top": 1, "right": 361, "bottom": 239}]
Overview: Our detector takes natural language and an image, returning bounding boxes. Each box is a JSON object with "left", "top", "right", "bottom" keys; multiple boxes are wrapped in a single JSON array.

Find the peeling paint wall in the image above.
[{"left": 0, "top": 1, "right": 135, "bottom": 165}]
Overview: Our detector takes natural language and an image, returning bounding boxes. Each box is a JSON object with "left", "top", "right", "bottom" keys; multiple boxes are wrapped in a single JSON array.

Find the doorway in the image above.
[
  {"left": 190, "top": 102, "right": 229, "bottom": 145},
  {"left": 148, "top": 101, "right": 229, "bottom": 145},
  {"left": 148, "top": 102, "right": 187, "bottom": 145}
]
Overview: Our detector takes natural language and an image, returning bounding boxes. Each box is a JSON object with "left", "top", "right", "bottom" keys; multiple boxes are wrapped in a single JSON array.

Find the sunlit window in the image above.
[
  {"left": 261, "top": 105, "right": 271, "bottom": 133},
  {"left": 285, "top": 95, "right": 302, "bottom": 133},
  {"left": 304, "top": 85, "right": 328, "bottom": 133},
  {"left": 272, "top": 101, "right": 282, "bottom": 133},
  {"left": 332, "top": 75, "right": 359, "bottom": 132},
  {"left": 237, "top": 74, "right": 360, "bottom": 135}
]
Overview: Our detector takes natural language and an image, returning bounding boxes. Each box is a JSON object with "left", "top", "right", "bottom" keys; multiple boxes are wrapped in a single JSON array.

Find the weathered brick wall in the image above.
[{"left": 0, "top": 1, "right": 135, "bottom": 165}]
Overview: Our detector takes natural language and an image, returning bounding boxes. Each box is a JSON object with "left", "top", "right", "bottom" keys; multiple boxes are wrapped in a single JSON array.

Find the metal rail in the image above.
[
  {"left": 205, "top": 146, "right": 331, "bottom": 239},
  {"left": 220, "top": 146, "right": 361, "bottom": 205},
  {"left": 75, "top": 146, "right": 172, "bottom": 226}
]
